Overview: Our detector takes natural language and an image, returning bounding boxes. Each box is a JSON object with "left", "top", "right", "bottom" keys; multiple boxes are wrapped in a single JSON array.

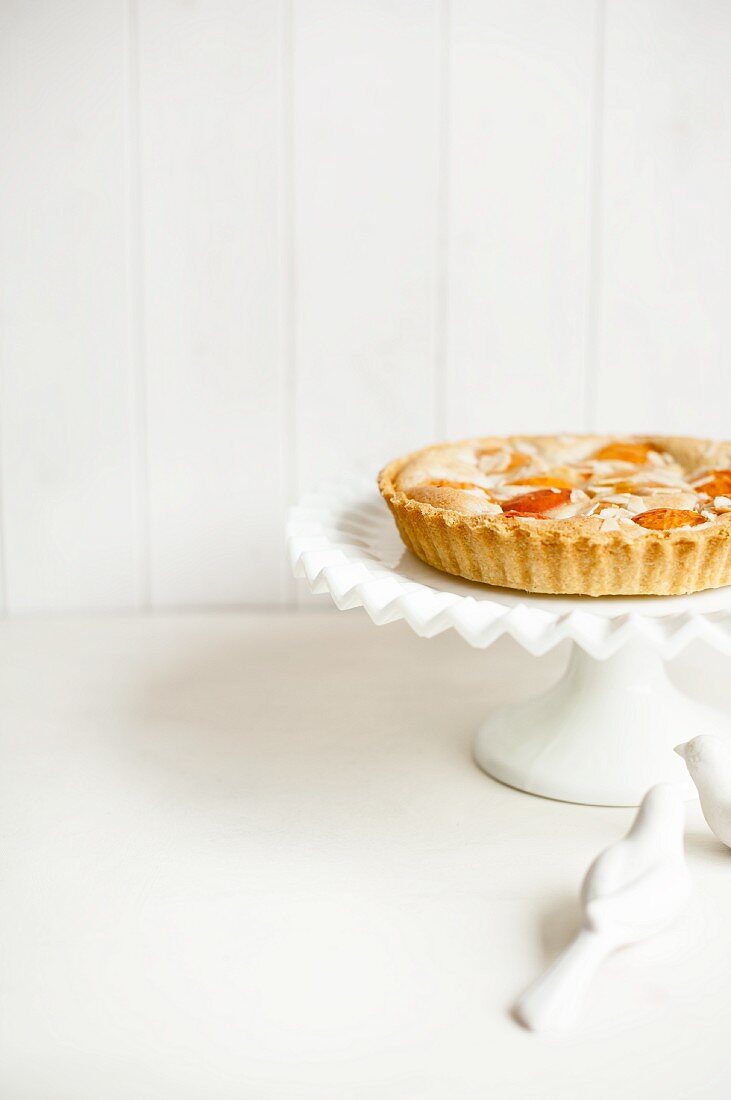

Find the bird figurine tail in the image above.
[{"left": 514, "top": 927, "right": 613, "bottom": 1033}]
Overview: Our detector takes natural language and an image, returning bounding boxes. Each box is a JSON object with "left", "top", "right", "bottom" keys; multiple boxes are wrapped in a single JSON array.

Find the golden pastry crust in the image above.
[{"left": 378, "top": 435, "right": 731, "bottom": 596}]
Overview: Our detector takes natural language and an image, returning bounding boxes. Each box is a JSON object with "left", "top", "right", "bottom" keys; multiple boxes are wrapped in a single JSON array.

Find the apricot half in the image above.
[
  {"left": 519, "top": 475, "right": 574, "bottom": 490},
  {"left": 593, "top": 442, "right": 653, "bottom": 465},
  {"left": 502, "top": 488, "right": 572, "bottom": 517},
  {"left": 632, "top": 508, "right": 704, "bottom": 530},
  {"left": 694, "top": 470, "right": 731, "bottom": 498}
]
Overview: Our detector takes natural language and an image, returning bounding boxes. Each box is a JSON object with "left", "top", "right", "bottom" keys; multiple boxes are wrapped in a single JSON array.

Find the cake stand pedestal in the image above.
[
  {"left": 288, "top": 478, "right": 731, "bottom": 807},
  {"left": 474, "top": 641, "right": 728, "bottom": 805}
]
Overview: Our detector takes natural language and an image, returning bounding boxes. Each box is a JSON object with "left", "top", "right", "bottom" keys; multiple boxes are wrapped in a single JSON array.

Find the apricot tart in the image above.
[{"left": 378, "top": 435, "right": 731, "bottom": 596}]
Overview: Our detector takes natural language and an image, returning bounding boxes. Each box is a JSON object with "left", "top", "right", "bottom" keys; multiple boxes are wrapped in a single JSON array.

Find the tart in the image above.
[{"left": 378, "top": 435, "right": 731, "bottom": 596}]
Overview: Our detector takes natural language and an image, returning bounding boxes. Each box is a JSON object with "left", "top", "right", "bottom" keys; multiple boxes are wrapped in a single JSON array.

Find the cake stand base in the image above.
[{"left": 473, "top": 642, "right": 727, "bottom": 806}]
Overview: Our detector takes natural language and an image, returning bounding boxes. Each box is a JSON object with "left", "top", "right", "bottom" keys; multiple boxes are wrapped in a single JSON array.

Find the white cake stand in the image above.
[{"left": 287, "top": 478, "right": 731, "bottom": 807}]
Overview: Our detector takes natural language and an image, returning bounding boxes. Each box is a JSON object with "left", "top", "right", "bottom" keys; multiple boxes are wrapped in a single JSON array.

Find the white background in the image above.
[{"left": 2, "top": 0, "right": 731, "bottom": 613}]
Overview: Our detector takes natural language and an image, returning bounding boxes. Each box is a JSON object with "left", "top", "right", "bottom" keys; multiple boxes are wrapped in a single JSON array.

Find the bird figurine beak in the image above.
[{"left": 674, "top": 743, "right": 687, "bottom": 759}]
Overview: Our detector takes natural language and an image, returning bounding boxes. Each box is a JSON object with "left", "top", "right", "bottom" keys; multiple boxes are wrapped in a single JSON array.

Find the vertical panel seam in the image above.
[
  {"left": 0, "top": 5, "right": 7, "bottom": 612},
  {"left": 280, "top": 0, "right": 297, "bottom": 607},
  {"left": 434, "top": 0, "right": 451, "bottom": 440},
  {"left": 583, "top": 0, "right": 607, "bottom": 431},
  {"left": 0, "top": 331, "right": 9, "bottom": 615},
  {"left": 125, "top": 0, "right": 152, "bottom": 609}
]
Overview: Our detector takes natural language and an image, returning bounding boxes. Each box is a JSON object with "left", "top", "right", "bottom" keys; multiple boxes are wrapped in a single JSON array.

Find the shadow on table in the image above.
[
  {"left": 113, "top": 615, "right": 559, "bottom": 828},
  {"left": 538, "top": 893, "right": 583, "bottom": 960},
  {"left": 682, "top": 826, "right": 731, "bottom": 864}
]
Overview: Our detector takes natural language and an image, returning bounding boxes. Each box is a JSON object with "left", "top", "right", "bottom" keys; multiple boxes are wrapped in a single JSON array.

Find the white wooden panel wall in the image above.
[
  {"left": 446, "top": 0, "right": 597, "bottom": 437},
  {"left": 2, "top": 0, "right": 731, "bottom": 612},
  {"left": 138, "top": 0, "right": 285, "bottom": 607},
  {"left": 0, "top": 0, "right": 140, "bottom": 612},
  {"left": 595, "top": 0, "right": 731, "bottom": 436},
  {"left": 293, "top": 0, "right": 439, "bottom": 489}
]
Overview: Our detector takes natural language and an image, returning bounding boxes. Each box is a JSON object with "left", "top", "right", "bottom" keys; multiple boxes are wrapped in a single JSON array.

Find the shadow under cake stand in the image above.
[{"left": 287, "top": 479, "right": 731, "bottom": 807}]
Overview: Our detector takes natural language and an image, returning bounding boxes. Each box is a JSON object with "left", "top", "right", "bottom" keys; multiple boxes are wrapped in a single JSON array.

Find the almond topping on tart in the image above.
[
  {"left": 632, "top": 508, "right": 705, "bottom": 530},
  {"left": 694, "top": 470, "right": 731, "bottom": 498},
  {"left": 407, "top": 484, "right": 501, "bottom": 515},
  {"left": 476, "top": 446, "right": 531, "bottom": 472},
  {"left": 427, "top": 479, "right": 494, "bottom": 497},
  {"left": 395, "top": 438, "right": 729, "bottom": 529},
  {"left": 553, "top": 465, "right": 592, "bottom": 486},
  {"left": 593, "top": 442, "right": 654, "bottom": 465},
  {"left": 502, "top": 488, "right": 572, "bottom": 517},
  {"left": 591, "top": 478, "right": 639, "bottom": 495}
]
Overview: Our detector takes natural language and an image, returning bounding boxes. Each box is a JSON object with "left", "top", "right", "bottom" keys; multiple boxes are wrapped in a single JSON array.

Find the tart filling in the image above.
[
  {"left": 378, "top": 435, "right": 731, "bottom": 596},
  {"left": 393, "top": 436, "right": 731, "bottom": 531}
]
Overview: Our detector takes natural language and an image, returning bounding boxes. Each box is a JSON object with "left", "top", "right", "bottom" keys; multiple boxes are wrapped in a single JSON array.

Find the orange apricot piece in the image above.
[
  {"left": 632, "top": 508, "right": 704, "bottom": 530},
  {"left": 502, "top": 488, "right": 572, "bottom": 517},
  {"left": 694, "top": 470, "right": 731, "bottom": 497},
  {"left": 519, "top": 475, "right": 574, "bottom": 490},
  {"left": 593, "top": 442, "right": 653, "bottom": 465}
]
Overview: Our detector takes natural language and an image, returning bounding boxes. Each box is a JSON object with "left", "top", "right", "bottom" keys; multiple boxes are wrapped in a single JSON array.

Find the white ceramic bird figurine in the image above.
[
  {"left": 675, "top": 735, "right": 731, "bottom": 848},
  {"left": 515, "top": 783, "right": 690, "bottom": 1033}
]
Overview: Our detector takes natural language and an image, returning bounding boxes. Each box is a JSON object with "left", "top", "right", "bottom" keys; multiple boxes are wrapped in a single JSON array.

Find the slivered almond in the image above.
[
  {"left": 427, "top": 479, "right": 494, "bottom": 498},
  {"left": 477, "top": 447, "right": 531, "bottom": 471}
]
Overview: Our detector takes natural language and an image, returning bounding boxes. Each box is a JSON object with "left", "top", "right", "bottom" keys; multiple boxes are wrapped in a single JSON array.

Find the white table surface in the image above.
[{"left": 1, "top": 610, "right": 730, "bottom": 1099}]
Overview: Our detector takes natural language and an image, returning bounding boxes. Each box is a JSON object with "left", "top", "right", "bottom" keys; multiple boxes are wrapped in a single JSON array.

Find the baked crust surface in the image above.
[{"left": 378, "top": 434, "right": 731, "bottom": 596}]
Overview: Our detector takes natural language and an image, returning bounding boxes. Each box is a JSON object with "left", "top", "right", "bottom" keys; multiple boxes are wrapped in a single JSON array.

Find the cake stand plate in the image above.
[{"left": 287, "top": 478, "right": 731, "bottom": 807}]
